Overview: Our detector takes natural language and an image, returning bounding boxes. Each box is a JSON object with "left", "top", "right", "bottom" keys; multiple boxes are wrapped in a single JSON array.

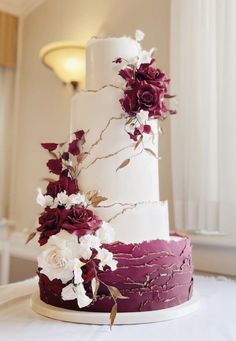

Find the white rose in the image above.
[
  {"left": 38, "top": 231, "right": 79, "bottom": 283},
  {"left": 95, "top": 221, "right": 115, "bottom": 243},
  {"left": 38, "top": 238, "right": 74, "bottom": 283}
]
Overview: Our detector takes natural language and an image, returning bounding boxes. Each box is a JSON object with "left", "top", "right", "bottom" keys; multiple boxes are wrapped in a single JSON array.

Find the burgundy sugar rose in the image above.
[
  {"left": 62, "top": 206, "right": 102, "bottom": 237},
  {"left": 119, "top": 89, "right": 139, "bottom": 116},
  {"left": 136, "top": 63, "right": 170, "bottom": 91},
  {"left": 47, "top": 158, "right": 62, "bottom": 175},
  {"left": 37, "top": 207, "right": 68, "bottom": 245},
  {"left": 137, "top": 83, "right": 164, "bottom": 117},
  {"left": 46, "top": 176, "right": 78, "bottom": 198}
]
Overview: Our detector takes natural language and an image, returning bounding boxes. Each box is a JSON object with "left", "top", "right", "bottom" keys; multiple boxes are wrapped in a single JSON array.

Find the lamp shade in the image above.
[{"left": 40, "top": 41, "right": 85, "bottom": 85}]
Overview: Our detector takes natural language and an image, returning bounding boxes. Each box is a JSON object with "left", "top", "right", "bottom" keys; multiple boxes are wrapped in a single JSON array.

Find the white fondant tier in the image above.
[
  {"left": 86, "top": 37, "right": 140, "bottom": 90},
  {"left": 71, "top": 86, "right": 169, "bottom": 242}
]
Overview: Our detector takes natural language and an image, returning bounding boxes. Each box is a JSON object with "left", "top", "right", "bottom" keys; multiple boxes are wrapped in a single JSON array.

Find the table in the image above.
[{"left": 0, "top": 275, "right": 236, "bottom": 341}]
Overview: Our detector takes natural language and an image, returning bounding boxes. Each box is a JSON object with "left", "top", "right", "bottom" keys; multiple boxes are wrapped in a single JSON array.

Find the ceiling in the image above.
[{"left": 0, "top": 0, "right": 45, "bottom": 17}]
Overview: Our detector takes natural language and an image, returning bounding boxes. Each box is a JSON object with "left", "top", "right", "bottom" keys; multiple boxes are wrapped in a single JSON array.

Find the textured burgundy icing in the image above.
[{"left": 38, "top": 234, "right": 193, "bottom": 312}]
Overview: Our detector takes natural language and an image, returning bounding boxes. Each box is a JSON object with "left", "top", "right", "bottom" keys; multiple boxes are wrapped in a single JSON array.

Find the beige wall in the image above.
[{"left": 10, "top": 0, "right": 172, "bottom": 232}]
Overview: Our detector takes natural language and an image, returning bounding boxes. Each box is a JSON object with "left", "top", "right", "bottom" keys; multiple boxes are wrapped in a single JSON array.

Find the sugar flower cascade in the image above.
[{"left": 27, "top": 132, "right": 128, "bottom": 324}]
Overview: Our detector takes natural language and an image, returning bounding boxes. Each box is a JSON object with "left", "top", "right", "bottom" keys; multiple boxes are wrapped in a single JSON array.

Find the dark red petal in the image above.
[
  {"left": 68, "top": 139, "right": 80, "bottom": 156},
  {"left": 41, "top": 143, "right": 58, "bottom": 152},
  {"left": 47, "top": 158, "right": 62, "bottom": 175},
  {"left": 74, "top": 130, "right": 85, "bottom": 140}
]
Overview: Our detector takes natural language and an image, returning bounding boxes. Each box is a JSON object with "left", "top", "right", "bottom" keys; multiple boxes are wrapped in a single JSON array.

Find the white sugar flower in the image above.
[
  {"left": 62, "top": 283, "right": 92, "bottom": 308},
  {"left": 95, "top": 221, "right": 115, "bottom": 243},
  {"left": 36, "top": 188, "right": 53, "bottom": 208},
  {"left": 73, "top": 258, "right": 84, "bottom": 284},
  {"left": 136, "top": 110, "right": 149, "bottom": 124},
  {"left": 135, "top": 29, "right": 145, "bottom": 42},
  {"left": 137, "top": 47, "right": 155, "bottom": 67},
  {"left": 66, "top": 193, "right": 86, "bottom": 208},
  {"left": 37, "top": 235, "right": 75, "bottom": 283},
  {"left": 96, "top": 248, "right": 118, "bottom": 271},
  {"left": 53, "top": 191, "right": 69, "bottom": 207},
  {"left": 76, "top": 243, "right": 92, "bottom": 260},
  {"left": 79, "top": 234, "right": 101, "bottom": 250}
]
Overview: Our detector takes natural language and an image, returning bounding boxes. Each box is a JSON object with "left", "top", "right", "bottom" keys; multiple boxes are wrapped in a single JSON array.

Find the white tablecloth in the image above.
[{"left": 0, "top": 275, "right": 236, "bottom": 341}]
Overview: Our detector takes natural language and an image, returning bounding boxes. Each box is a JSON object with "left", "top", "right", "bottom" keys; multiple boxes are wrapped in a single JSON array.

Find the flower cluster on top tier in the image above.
[{"left": 114, "top": 31, "right": 176, "bottom": 142}]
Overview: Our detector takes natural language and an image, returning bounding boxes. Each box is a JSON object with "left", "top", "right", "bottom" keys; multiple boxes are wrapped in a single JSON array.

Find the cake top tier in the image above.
[{"left": 86, "top": 31, "right": 153, "bottom": 90}]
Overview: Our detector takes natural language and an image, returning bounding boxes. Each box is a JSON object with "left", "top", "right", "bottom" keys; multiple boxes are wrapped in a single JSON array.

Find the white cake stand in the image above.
[{"left": 30, "top": 290, "right": 200, "bottom": 325}]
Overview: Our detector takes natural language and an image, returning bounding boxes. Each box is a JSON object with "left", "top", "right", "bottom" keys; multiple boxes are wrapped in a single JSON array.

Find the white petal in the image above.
[
  {"left": 62, "top": 283, "right": 77, "bottom": 301},
  {"left": 75, "top": 283, "right": 92, "bottom": 308},
  {"left": 95, "top": 221, "right": 115, "bottom": 243},
  {"left": 73, "top": 258, "right": 84, "bottom": 284}
]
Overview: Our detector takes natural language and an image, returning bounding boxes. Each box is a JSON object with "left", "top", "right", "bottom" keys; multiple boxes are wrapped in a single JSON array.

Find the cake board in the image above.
[{"left": 30, "top": 290, "right": 200, "bottom": 325}]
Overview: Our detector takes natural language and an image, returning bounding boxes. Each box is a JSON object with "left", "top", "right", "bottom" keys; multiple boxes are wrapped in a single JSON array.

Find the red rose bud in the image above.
[
  {"left": 143, "top": 124, "right": 152, "bottom": 134},
  {"left": 41, "top": 143, "right": 58, "bottom": 152},
  {"left": 47, "top": 158, "right": 62, "bottom": 175},
  {"left": 68, "top": 139, "right": 80, "bottom": 156}
]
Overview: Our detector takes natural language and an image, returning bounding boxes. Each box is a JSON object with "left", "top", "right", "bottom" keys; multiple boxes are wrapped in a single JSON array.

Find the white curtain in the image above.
[
  {"left": 170, "top": 0, "right": 236, "bottom": 234},
  {"left": 0, "top": 67, "right": 15, "bottom": 218}
]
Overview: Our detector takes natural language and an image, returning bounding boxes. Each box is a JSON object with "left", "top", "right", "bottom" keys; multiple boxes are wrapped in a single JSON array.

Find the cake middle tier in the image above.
[{"left": 71, "top": 86, "right": 169, "bottom": 242}]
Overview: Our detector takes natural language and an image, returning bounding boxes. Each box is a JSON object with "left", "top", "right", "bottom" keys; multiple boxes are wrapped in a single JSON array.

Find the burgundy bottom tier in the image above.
[{"left": 39, "top": 234, "right": 193, "bottom": 312}]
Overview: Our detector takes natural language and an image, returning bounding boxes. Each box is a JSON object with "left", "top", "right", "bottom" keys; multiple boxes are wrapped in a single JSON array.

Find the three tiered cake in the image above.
[{"left": 32, "top": 31, "right": 193, "bottom": 323}]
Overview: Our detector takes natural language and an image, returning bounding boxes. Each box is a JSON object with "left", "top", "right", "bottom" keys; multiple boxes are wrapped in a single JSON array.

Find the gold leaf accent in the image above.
[
  {"left": 134, "top": 136, "right": 143, "bottom": 150},
  {"left": 144, "top": 148, "right": 158, "bottom": 159},
  {"left": 77, "top": 152, "right": 88, "bottom": 163},
  {"left": 91, "top": 195, "right": 108, "bottom": 207},
  {"left": 86, "top": 190, "right": 98, "bottom": 201},
  {"left": 116, "top": 158, "right": 130, "bottom": 172},
  {"left": 107, "top": 286, "right": 129, "bottom": 300},
  {"left": 125, "top": 117, "right": 133, "bottom": 125},
  {"left": 110, "top": 303, "right": 117, "bottom": 328},
  {"left": 91, "top": 277, "right": 100, "bottom": 299},
  {"left": 25, "top": 232, "right": 36, "bottom": 245}
]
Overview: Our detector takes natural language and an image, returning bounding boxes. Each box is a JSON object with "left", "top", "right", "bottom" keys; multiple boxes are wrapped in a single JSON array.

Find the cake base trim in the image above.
[{"left": 31, "top": 289, "right": 200, "bottom": 325}]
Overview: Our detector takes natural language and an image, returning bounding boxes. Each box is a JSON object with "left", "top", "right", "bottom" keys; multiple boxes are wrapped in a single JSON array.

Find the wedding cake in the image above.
[{"left": 31, "top": 31, "right": 193, "bottom": 324}]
